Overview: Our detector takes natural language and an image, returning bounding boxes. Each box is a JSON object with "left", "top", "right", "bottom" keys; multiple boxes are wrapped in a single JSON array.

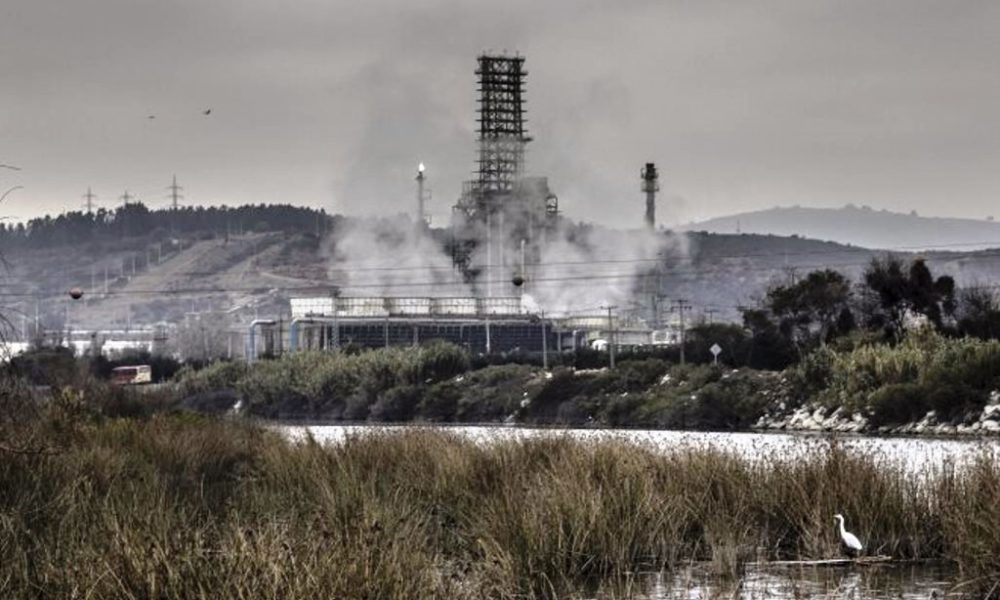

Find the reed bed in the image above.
[{"left": 1, "top": 407, "right": 998, "bottom": 598}]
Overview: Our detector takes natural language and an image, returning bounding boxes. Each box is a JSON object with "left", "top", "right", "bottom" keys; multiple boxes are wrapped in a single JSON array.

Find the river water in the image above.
[
  {"left": 288, "top": 424, "right": 1000, "bottom": 476},
  {"left": 283, "top": 424, "right": 996, "bottom": 598}
]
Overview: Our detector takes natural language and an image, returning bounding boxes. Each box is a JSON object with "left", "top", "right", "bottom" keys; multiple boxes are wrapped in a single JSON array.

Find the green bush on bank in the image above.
[
  {"left": 801, "top": 329, "right": 1000, "bottom": 424},
  {"left": 175, "top": 341, "right": 472, "bottom": 419}
]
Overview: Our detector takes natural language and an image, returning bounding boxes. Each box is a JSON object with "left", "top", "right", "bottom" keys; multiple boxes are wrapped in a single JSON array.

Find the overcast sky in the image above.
[{"left": 2, "top": 0, "right": 998, "bottom": 228}]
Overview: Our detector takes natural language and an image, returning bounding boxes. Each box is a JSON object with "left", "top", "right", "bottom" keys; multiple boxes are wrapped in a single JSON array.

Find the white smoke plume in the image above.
[
  {"left": 323, "top": 211, "right": 688, "bottom": 323},
  {"left": 324, "top": 215, "right": 471, "bottom": 297},
  {"left": 523, "top": 222, "right": 687, "bottom": 317}
]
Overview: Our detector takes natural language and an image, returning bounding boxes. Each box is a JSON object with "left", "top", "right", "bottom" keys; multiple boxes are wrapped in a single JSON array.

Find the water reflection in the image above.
[
  {"left": 290, "top": 424, "right": 1000, "bottom": 476},
  {"left": 595, "top": 563, "right": 957, "bottom": 599}
]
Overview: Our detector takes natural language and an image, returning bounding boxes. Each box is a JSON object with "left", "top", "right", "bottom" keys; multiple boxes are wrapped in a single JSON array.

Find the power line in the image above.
[
  {"left": 68, "top": 246, "right": 1000, "bottom": 292},
  {"left": 57, "top": 239, "right": 1000, "bottom": 280},
  {"left": 7, "top": 267, "right": 1000, "bottom": 303}
]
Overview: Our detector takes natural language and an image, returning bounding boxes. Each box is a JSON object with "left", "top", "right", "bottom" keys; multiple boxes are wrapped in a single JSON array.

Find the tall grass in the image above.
[{"left": 2, "top": 405, "right": 998, "bottom": 597}]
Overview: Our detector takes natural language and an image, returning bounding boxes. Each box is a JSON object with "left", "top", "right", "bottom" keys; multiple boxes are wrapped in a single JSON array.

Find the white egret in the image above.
[{"left": 833, "top": 514, "right": 863, "bottom": 557}]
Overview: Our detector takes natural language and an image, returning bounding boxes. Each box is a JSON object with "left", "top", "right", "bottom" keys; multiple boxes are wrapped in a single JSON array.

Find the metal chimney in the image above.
[
  {"left": 416, "top": 163, "right": 427, "bottom": 225},
  {"left": 641, "top": 162, "right": 659, "bottom": 229}
]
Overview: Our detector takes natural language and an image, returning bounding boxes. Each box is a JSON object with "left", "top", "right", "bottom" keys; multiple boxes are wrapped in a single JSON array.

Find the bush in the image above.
[
  {"left": 820, "top": 330, "right": 1000, "bottom": 420},
  {"left": 645, "top": 371, "right": 769, "bottom": 430},
  {"left": 867, "top": 383, "right": 929, "bottom": 427},
  {"left": 176, "top": 360, "right": 248, "bottom": 396},
  {"left": 416, "top": 341, "right": 470, "bottom": 383},
  {"left": 7, "top": 347, "right": 78, "bottom": 386},
  {"left": 419, "top": 382, "right": 461, "bottom": 421},
  {"left": 369, "top": 385, "right": 424, "bottom": 422},
  {"left": 526, "top": 369, "right": 591, "bottom": 420},
  {"left": 926, "top": 385, "right": 987, "bottom": 424},
  {"left": 456, "top": 365, "right": 539, "bottom": 422}
]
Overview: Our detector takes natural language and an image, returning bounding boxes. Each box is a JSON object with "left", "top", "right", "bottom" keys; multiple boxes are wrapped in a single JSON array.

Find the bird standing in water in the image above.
[{"left": 834, "top": 513, "right": 863, "bottom": 557}]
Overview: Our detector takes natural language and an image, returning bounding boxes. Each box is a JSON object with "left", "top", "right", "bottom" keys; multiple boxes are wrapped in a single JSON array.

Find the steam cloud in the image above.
[
  {"left": 324, "top": 212, "right": 688, "bottom": 323},
  {"left": 324, "top": 215, "right": 471, "bottom": 297},
  {"left": 524, "top": 223, "right": 687, "bottom": 317}
]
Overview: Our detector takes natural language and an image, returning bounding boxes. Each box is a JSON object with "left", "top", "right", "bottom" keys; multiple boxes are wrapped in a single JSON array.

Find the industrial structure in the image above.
[
  {"left": 415, "top": 163, "right": 428, "bottom": 225},
  {"left": 642, "top": 162, "right": 659, "bottom": 229},
  {"left": 244, "top": 53, "right": 682, "bottom": 362},
  {"left": 245, "top": 296, "right": 682, "bottom": 362},
  {"left": 451, "top": 54, "right": 559, "bottom": 297},
  {"left": 246, "top": 296, "right": 563, "bottom": 360}
]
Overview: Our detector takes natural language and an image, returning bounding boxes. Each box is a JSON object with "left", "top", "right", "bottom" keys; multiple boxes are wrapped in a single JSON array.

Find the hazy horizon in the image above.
[{"left": 3, "top": 0, "right": 999, "bottom": 228}]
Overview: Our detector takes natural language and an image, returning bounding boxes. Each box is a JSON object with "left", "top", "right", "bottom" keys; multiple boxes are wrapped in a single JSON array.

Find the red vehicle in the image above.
[{"left": 110, "top": 365, "right": 152, "bottom": 386}]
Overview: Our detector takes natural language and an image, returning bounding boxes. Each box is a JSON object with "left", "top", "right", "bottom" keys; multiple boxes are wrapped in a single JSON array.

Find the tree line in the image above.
[
  {"left": 0, "top": 203, "right": 329, "bottom": 249},
  {"left": 688, "top": 256, "right": 1000, "bottom": 370}
]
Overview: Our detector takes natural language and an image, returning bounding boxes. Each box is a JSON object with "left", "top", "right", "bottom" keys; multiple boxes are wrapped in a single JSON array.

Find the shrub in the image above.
[
  {"left": 370, "top": 385, "right": 424, "bottom": 422},
  {"left": 176, "top": 360, "right": 248, "bottom": 396},
  {"left": 7, "top": 346, "right": 78, "bottom": 386},
  {"left": 416, "top": 341, "right": 470, "bottom": 383},
  {"left": 867, "top": 383, "right": 929, "bottom": 427},
  {"left": 454, "top": 365, "right": 541, "bottom": 422},
  {"left": 526, "top": 368, "right": 591, "bottom": 420},
  {"left": 601, "top": 359, "right": 669, "bottom": 392},
  {"left": 926, "top": 385, "right": 987, "bottom": 424},
  {"left": 419, "top": 382, "right": 461, "bottom": 422}
]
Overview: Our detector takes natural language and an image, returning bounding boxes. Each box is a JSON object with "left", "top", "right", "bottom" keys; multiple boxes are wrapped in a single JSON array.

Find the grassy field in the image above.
[{"left": 1, "top": 392, "right": 999, "bottom": 598}]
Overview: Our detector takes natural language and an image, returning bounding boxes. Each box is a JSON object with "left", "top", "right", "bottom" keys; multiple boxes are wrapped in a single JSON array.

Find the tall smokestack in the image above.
[
  {"left": 416, "top": 163, "right": 426, "bottom": 225},
  {"left": 641, "top": 162, "right": 659, "bottom": 229}
]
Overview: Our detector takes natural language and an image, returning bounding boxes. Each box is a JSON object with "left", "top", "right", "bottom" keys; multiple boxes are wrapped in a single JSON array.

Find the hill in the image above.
[
  {"left": 682, "top": 205, "right": 1000, "bottom": 251},
  {"left": 1, "top": 204, "right": 999, "bottom": 336}
]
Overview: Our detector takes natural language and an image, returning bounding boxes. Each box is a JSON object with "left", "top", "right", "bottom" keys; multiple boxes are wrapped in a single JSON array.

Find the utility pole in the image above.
[
  {"left": 119, "top": 190, "right": 134, "bottom": 206},
  {"left": 671, "top": 300, "right": 692, "bottom": 365},
  {"left": 705, "top": 308, "right": 718, "bottom": 324},
  {"left": 82, "top": 188, "right": 97, "bottom": 213},
  {"left": 167, "top": 175, "right": 183, "bottom": 210},
  {"left": 603, "top": 305, "right": 618, "bottom": 369},
  {"left": 540, "top": 310, "right": 549, "bottom": 370}
]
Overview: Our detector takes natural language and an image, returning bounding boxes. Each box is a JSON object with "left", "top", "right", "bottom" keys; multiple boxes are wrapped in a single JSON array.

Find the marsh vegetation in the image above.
[{"left": 2, "top": 391, "right": 998, "bottom": 598}]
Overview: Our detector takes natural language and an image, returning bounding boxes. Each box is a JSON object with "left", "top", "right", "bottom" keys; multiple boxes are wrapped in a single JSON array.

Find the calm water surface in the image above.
[
  {"left": 286, "top": 424, "right": 999, "bottom": 475},
  {"left": 615, "top": 563, "right": 960, "bottom": 599}
]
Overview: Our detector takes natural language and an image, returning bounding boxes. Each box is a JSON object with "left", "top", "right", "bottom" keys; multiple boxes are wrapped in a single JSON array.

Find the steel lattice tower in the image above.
[{"left": 475, "top": 55, "right": 529, "bottom": 200}]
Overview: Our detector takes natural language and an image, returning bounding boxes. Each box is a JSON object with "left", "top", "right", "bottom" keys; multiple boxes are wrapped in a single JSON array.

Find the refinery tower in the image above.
[{"left": 452, "top": 54, "right": 559, "bottom": 297}]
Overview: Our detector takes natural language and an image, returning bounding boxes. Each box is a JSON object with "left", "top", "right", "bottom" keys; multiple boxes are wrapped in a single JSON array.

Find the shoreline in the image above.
[{"left": 261, "top": 415, "right": 1000, "bottom": 440}]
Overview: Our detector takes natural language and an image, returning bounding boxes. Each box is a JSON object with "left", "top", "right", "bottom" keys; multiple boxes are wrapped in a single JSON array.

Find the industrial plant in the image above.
[{"left": 247, "top": 53, "right": 678, "bottom": 361}]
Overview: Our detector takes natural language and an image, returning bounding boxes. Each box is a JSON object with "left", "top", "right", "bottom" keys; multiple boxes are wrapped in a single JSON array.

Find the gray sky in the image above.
[{"left": 2, "top": 0, "right": 998, "bottom": 228}]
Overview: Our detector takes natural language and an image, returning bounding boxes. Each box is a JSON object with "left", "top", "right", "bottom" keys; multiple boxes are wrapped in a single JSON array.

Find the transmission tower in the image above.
[
  {"left": 167, "top": 175, "right": 183, "bottom": 210},
  {"left": 119, "top": 190, "right": 134, "bottom": 207},
  {"left": 82, "top": 187, "right": 97, "bottom": 213}
]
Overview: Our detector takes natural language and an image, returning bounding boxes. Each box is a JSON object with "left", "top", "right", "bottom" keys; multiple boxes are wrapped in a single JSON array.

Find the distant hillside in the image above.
[
  {"left": 682, "top": 206, "right": 1000, "bottom": 251},
  {"left": 1, "top": 204, "right": 998, "bottom": 334}
]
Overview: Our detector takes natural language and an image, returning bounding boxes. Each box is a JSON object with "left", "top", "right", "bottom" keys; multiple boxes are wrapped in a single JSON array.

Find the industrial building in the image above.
[{"left": 247, "top": 296, "right": 562, "bottom": 360}]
